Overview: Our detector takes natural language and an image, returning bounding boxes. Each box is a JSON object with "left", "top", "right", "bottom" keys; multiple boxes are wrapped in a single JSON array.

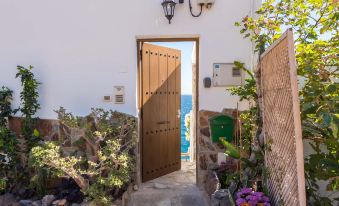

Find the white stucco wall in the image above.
[{"left": 0, "top": 0, "right": 260, "bottom": 119}]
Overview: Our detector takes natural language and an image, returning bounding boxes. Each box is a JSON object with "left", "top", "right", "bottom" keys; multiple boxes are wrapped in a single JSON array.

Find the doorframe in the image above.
[{"left": 136, "top": 36, "right": 200, "bottom": 185}]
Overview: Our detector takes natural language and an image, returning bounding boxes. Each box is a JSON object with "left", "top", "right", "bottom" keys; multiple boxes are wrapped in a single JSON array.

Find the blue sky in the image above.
[{"left": 150, "top": 42, "right": 194, "bottom": 95}]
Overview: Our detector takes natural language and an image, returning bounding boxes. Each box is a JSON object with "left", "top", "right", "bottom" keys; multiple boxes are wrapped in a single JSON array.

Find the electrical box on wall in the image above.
[
  {"left": 103, "top": 95, "right": 112, "bottom": 102},
  {"left": 114, "top": 86, "right": 125, "bottom": 104},
  {"left": 197, "top": 0, "right": 215, "bottom": 7},
  {"left": 213, "top": 63, "right": 244, "bottom": 87}
]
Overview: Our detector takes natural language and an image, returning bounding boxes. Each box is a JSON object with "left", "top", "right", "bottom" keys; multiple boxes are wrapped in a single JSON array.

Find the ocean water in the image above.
[{"left": 181, "top": 95, "right": 192, "bottom": 154}]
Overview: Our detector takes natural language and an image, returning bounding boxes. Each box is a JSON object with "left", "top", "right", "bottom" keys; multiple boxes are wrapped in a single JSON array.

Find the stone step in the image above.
[{"left": 128, "top": 190, "right": 209, "bottom": 206}]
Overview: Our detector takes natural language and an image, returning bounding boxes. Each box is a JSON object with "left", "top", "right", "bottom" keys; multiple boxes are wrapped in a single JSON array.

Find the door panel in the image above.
[{"left": 142, "top": 43, "right": 181, "bottom": 182}]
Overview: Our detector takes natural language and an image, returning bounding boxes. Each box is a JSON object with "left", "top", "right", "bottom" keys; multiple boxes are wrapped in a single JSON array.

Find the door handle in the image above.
[
  {"left": 177, "top": 109, "right": 181, "bottom": 119},
  {"left": 157, "top": 121, "right": 169, "bottom": 125}
]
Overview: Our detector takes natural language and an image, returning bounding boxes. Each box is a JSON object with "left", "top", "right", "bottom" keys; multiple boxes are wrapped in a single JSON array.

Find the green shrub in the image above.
[
  {"left": 30, "top": 108, "right": 137, "bottom": 205},
  {"left": 15, "top": 65, "right": 41, "bottom": 151},
  {"left": 0, "top": 87, "right": 18, "bottom": 193}
]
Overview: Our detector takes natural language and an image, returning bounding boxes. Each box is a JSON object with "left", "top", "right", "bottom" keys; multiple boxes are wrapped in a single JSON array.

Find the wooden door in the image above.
[
  {"left": 259, "top": 29, "right": 306, "bottom": 205},
  {"left": 141, "top": 43, "right": 181, "bottom": 182}
]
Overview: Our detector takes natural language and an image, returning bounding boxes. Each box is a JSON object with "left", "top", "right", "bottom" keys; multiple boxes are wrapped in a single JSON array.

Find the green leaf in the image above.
[
  {"left": 330, "top": 122, "right": 338, "bottom": 139},
  {"left": 326, "top": 84, "right": 337, "bottom": 93},
  {"left": 322, "top": 113, "right": 331, "bottom": 127},
  {"left": 33, "top": 129, "right": 40, "bottom": 137},
  {"left": 219, "top": 138, "right": 240, "bottom": 159}
]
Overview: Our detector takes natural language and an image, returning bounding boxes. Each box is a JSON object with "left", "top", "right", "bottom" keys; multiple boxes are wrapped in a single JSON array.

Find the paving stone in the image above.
[
  {"left": 153, "top": 183, "right": 169, "bottom": 189},
  {"left": 180, "top": 194, "right": 206, "bottom": 206},
  {"left": 156, "top": 199, "right": 171, "bottom": 206},
  {"left": 128, "top": 162, "right": 209, "bottom": 206}
]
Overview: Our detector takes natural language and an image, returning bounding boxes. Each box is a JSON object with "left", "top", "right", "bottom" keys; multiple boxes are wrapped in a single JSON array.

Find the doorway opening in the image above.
[{"left": 136, "top": 37, "right": 199, "bottom": 186}]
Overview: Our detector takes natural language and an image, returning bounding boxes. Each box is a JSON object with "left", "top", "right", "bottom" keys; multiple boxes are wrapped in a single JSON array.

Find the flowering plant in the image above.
[{"left": 236, "top": 188, "right": 271, "bottom": 206}]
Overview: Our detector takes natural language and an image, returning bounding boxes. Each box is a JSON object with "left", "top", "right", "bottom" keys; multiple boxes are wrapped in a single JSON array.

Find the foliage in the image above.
[
  {"left": 30, "top": 108, "right": 137, "bottom": 205},
  {"left": 235, "top": 0, "right": 339, "bottom": 204},
  {"left": 226, "top": 61, "right": 267, "bottom": 195},
  {"left": 229, "top": 61, "right": 257, "bottom": 102},
  {"left": 0, "top": 87, "right": 18, "bottom": 193},
  {"left": 0, "top": 87, "right": 13, "bottom": 126},
  {"left": 216, "top": 159, "right": 240, "bottom": 194},
  {"left": 16, "top": 65, "right": 41, "bottom": 151},
  {"left": 15, "top": 65, "right": 45, "bottom": 195},
  {"left": 184, "top": 111, "right": 191, "bottom": 141}
]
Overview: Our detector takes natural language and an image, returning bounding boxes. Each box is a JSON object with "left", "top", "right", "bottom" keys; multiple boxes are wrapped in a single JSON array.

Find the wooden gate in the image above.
[
  {"left": 259, "top": 29, "right": 306, "bottom": 205},
  {"left": 141, "top": 43, "right": 181, "bottom": 182}
]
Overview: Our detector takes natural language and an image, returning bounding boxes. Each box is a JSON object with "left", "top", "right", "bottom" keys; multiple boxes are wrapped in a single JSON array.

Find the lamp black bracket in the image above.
[{"left": 189, "top": 0, "right": 203, "bottom": 17}]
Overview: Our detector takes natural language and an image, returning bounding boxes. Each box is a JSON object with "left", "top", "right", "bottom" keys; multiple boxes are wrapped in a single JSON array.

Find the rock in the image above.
[
  {"left": 0, "top": 193, "right": 17, "bottom": 206},
  {"left": 19, "top": 200, "right": 33, "bottom": 206},
  {"left": 199, "top": 154, "right": 208, "bottom": 170},
  {"left": 133, "top": 185, "right": 139, "bottom": 191},
  {"left": 209, "top": 154, "right": 217, "bottom": 163},
  {"left": 213, "top": 189, "right": 227, "bottom": 199},
  {"left": 42, "top": 195, "right": 56, "bottom": 206},
  {"left": 200, "top": 127, "right": 210, "bottom": 137},
  {"left": 32, "top": 200, "right": 42, "bottom": 206},
  {"left": 211, "top": 189, "right": 233, "bottom": 206},
  {"left": 205, "top": 171, "right": 220, "bottom": 195},
  {"left": 17, "top": 188, "right": 35, "bottom": 199},
  {"left": 153, "top": 183, "right": 168, "bottom": 189},
  {"left": 52, "top": 199, "right": 68, "bottom": 206}
]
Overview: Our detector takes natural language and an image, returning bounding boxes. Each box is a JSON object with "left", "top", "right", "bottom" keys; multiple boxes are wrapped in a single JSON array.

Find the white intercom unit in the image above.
[
  {"left": 114, "top": 86, "right": 125, "bottom": 104},
  {"left": 213, "top": 63, "right": 244, "bottom": 87}
]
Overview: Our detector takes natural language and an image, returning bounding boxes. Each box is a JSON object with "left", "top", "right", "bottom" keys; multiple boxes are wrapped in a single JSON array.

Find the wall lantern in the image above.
[{"left": 162, "top": 0, "right": 177, "bottom": 24}]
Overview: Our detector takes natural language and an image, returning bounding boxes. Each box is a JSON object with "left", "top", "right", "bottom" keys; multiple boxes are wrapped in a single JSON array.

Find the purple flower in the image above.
[
  {"left": 236, "top": 192, "right": 244, "bottom": 199},
  {"left": 253, "top": 192, "right": 264, "bottom": 197},
  {"left": 265, "top": 203, "right": 271, "bottom": 206},
  {"left": 249, "top": 195, "right": 260, "bottom": 201},
  {"left": 241, "top": 188, "right": 253, "bottom": 194},
  {"left": 236, "top": 198, "right": 246, "bottom": 206},
  {"left": 262, "top": 196, "right": 270, "bottom": 202}
]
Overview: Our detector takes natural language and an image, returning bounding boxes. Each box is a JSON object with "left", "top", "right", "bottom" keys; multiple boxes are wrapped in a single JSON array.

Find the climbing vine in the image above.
[{"left": 226, "top": 62, "right": 267, "bottom": 194}]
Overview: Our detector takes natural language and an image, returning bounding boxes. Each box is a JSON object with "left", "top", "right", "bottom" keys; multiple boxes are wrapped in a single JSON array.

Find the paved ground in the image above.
[{"left": 128, "top": 162, "right": 210, "bottom": 206}]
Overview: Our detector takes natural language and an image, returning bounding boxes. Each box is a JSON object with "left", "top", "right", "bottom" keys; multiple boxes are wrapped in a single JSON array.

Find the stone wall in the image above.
[
  {"left": 197, "top": 109, "right": 238, "bottom": 192},
  {"left": 9, "top": 117, "right": 60, "bottom": 141},
  {"left": 8, "top": 115, "right": 137, "bottom": 170}
]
